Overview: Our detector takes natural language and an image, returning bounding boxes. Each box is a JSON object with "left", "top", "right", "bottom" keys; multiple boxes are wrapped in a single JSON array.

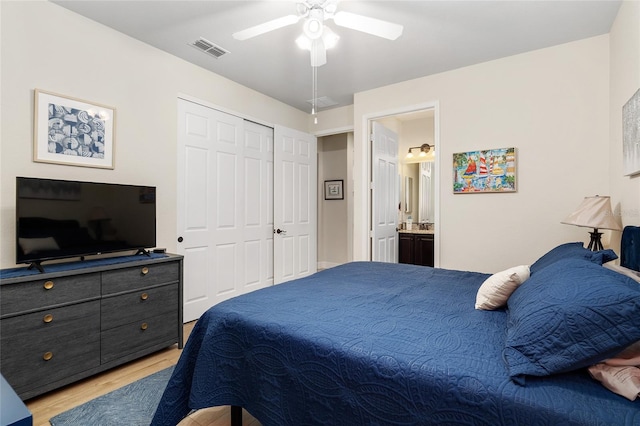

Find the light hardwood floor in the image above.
[{"left": 25, "top": 321, "right": 260, "bottom": 426}]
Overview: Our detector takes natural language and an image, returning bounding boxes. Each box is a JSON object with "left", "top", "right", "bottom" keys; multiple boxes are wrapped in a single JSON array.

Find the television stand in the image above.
[
  {"left": 135, "top": 248, "right": 151, "bottom": 256},
  {"left": 26, "top": 261, "right": 44, "bottom": 274},
  {"left": 0, "top": 253, "right": 183, "bottom": 400}
]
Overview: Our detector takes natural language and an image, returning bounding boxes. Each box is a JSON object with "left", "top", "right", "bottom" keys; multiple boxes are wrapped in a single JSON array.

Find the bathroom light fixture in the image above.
[{"left": 406, "top": 143, "right": 433, "bottom": 159}]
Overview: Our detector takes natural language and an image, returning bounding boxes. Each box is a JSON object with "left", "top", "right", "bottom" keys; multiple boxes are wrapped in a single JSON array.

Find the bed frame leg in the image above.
[{"left": 231, "top": 405, "right": 243, "bottom": 426}]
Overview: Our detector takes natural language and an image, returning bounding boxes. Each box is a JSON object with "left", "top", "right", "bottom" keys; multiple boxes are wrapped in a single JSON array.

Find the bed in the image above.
[{"left": 152, "top": 239, "right": 640, "bottom": 425}]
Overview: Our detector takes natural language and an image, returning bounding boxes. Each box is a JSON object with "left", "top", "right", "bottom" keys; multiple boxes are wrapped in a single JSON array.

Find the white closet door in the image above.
[
  {"left": 177, "top": 100, "right": 273, "bottom": 321},
  {"left": 177, "top": 99, "right": 217, "bottom": 322},
  {"left": 242, "top": 121, "right": 274, "bottom": 292},
  {"left": 371, "top": 122, "right": 399, "bottom": 263},
  {"left": 273, "top": 125, "right": 317, "bottom": 283}
]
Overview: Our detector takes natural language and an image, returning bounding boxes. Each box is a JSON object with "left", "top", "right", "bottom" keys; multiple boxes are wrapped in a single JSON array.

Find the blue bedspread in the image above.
[{"left": 152, "top": 262, "right": 640, "bottom": 425}]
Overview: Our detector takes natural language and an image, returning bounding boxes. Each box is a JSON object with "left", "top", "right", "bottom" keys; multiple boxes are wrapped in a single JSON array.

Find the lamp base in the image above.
[{"left": 587, "top": 228, "right": 603, "bottom": 251}]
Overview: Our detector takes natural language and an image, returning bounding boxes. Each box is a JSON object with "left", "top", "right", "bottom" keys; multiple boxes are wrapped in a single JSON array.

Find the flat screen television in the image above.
[{"left": 16, "top": 177, "right": 156, "bottom": 271}]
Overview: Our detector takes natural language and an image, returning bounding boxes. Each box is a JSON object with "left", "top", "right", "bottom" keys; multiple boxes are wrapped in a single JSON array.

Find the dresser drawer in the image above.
[
  {"left": 0, "top": 273, "right": 101, "bottom": 316},
  {"left": 101, "top": 284, "right": 179, "bottom": 330},
  {"left": 1, "top": 308, "right": 100, "bottom": 394},
  {"left": 101, "top": 311, "right": 178, "bottom": 363},
  {"left": 1, "top": 300, "right": 100, "bottom": 341},
  {"left": 101, "top": 261, "right": 179, "bottom": 295}
]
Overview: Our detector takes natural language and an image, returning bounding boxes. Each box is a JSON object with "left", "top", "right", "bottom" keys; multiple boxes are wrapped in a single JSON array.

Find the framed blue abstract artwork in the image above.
[{"left": 33, "top": 89, "right": 116, "bottom": 169}]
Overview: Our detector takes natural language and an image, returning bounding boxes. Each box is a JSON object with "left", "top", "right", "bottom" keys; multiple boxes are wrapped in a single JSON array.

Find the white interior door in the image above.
[
  {"left": 371, "top": 122, "right": 399, "bottom": 262},
  {"left": 274, "top": 125, "right": 317, "bottom": 283},
  {"left": 177, "top": 99, "right": 215, "bottom": 322},
  {"left": 177, "top": 99, "right": 274, "bottom": 322},
  {"left": 243, "top": 121, "right": 275, "bottom": 291}
]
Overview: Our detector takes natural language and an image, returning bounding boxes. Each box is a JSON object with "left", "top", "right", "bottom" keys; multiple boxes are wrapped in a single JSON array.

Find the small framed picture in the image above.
[
  {"left": 33, "top": 89, "right": 116, "bottom": 169},
  {"left": 324, "top": 179, "right": 344, "bottom": 200}
]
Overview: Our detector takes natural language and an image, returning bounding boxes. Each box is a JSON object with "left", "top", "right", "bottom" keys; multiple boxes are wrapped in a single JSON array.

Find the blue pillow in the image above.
[
  {"left": 503, "top": 258, "right": 640, "bottom": 385},
  {"left": 529, "top": 242, "right": 617, "bottom": 275}
]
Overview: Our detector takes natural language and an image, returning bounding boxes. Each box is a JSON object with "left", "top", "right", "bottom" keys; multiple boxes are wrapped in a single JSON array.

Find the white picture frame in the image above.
[
  {"left": 623, "top": 88, "right": 640, "bottom": 176},
  {"left": 34, "top": 89, "right": 116, "bottom": 169}
]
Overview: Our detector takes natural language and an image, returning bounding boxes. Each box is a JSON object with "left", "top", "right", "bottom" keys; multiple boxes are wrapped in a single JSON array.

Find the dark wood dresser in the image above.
[{"left": 0, "top": 254, "right": 183, "bottom": 400}]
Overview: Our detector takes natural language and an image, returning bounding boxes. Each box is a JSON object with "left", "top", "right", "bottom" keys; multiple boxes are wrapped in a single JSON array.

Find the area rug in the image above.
[{"left": 49, "top": 366, "right": 174, "bottom": 426}]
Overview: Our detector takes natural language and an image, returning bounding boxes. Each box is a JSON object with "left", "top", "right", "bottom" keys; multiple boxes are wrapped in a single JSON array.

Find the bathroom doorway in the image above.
[{"left": 370, "top": 105, "right": 440, "bottom": 266}]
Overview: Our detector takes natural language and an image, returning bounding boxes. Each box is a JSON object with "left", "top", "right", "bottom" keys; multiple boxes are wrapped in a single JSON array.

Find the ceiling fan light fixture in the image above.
[
  {"left": 296, "top": 2, "right": 309, "bottom": 16},
  {"left": 310, "top": 39, "right": 327, "bottom": 67},
  {"left": 297, "top": 26, "right": 338, "bottom": 54},
  {"left": 322, "top": 26, "right": 339, "bottom": 49},
  {"left": 296, "top": 34, "right": 312, "bottom": 50},
  {"left": 304, "top": 8, "right": 324, "bottom": 39},
  {"left": 324, "top": 2, "right": 338, "bottom": 16}
]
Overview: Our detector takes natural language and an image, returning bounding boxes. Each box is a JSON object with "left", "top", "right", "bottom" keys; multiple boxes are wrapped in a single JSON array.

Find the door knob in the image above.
[
  {"left": 275, "top": 228, "right": 287, "bottom": 235},
  {"left": 177, "top": 236, "right": 184, "bottom": 243}
]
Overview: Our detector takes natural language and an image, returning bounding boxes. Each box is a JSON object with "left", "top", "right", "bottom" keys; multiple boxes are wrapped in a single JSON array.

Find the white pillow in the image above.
[
  {"left": 475, "top": 265, "right": 530, "bottom": 310},
  {"left": 603, "top": 263, "right": 640, "bottom": 283},
  {"left": 19, "top": 237, "right": 59, "bottom": 254}
]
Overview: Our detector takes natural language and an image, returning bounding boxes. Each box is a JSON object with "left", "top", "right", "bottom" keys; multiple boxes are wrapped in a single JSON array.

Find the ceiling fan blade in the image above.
[
  {"left": 310, "top": 39, "right": 326, "bottom": 67},
  {"left": 333, "top": 11, "right": 403, "bottom": 40},
  {"left": 233, "top": 15, "right": 300, "bottom": 41}
]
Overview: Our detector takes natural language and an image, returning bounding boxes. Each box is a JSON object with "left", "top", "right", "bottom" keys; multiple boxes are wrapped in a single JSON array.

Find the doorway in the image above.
[
  {"left": 317, "top": 133, "right": 352, "bottom": 269},
  {"left": 368, "top": 104, "right": 440, "bottom": 266}
]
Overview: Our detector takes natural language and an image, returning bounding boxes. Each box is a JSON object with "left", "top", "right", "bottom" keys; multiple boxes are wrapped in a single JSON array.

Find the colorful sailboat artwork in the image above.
[
  {"left": 453, "top": 147, "right": 517, "bottom": 193},
  {"left": 478, "top": 153, "right": 488, "bottom": 177}
]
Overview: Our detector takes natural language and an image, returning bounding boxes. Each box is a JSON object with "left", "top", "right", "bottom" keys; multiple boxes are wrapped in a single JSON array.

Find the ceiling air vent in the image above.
[
  {"left": 306, "top": 96, "right": 339, "bottom": 109},
  {"left": 190, "top": 37, "right": 229, "bottom": 59}
]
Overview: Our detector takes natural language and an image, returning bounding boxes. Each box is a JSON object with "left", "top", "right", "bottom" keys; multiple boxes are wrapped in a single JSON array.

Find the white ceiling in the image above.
[{"left": 51, "top": 0, "right": 621, "bottom": 113}]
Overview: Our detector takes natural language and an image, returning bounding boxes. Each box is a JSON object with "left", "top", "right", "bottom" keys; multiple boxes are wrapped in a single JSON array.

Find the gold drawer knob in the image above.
[
  {"left": 141, "top": 267, "right": 149, "bottom": 275},
  {"left": 43, "top": 281, "right": 54, "bottom": 290},
  {"left": 43, "top": 314, "right": 53, "bottom": 323},
  {"left": 140, "top": 293, "right": 149, "bottom": 301},
  {"left": 140, "top": 322, "right": 148, "bottom": 330},
  {"left": 43, "top": 351, "right": 53, "bottom": 361}
]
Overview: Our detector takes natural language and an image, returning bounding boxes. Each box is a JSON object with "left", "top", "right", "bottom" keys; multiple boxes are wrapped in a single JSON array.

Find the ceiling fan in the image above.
[{"left": 232, "top": 0, "right": 404, "bottom": 67}]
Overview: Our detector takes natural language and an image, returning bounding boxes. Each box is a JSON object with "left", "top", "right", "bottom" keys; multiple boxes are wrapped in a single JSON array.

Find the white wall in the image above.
[
  {"left": 0, "top": 1, "right": 309, "bottom": 268},
  {"left": 609, "top": 0, "right": 640, "bottom": 255},
  {"left": 353, "top": 35, "right": 611, "bottom": 273},
  {"left": 312, "top": 105, "right": 354, "bottom": 135}
]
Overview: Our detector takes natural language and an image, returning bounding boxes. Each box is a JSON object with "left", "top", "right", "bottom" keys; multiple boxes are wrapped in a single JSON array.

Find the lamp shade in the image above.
[{"left": 561, "top": 196, "right": 621, "bottom": 231}]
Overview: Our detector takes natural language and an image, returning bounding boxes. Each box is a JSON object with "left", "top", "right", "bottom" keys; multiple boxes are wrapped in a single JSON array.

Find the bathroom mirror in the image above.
[
  {"left": 402, "top": 161, "right": 435, "bottom": 223},
  {"left": 404, "top": 176, "right": 412, "bottom": 213}
]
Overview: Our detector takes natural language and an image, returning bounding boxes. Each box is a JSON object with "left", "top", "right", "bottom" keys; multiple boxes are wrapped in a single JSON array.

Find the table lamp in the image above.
[{"left": 561, "top": 195, "right": 621, "bottom": 251}]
